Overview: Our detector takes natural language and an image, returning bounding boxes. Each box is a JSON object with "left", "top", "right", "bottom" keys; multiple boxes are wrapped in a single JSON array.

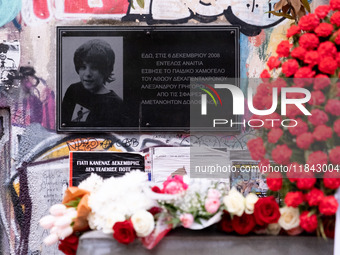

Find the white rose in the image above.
[
  {"left": 245, "top": 193, "right": 259, "bottom": 214},
  {"left": 131, "top": 210, "right": 155, "bottom": 237},
  {"left": 223, "top": 188, "right": 245, "bottom": 217},
  {"left": 278, "top": 207, "right": 300, "bottom": 230},
  {"left": 266, "top": 223, "right": 281, "bottom": 236}
]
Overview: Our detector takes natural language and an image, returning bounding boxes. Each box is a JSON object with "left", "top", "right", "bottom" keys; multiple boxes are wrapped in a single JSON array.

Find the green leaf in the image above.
[
  {"left": 65, "top": 197, "right": 82, "bottom": 208},
  {"left": 300, "top": 0, "right": 311, "bottom": 13},
  {"left": 136, "top": 0, "right": 144, "bottom": 8}
]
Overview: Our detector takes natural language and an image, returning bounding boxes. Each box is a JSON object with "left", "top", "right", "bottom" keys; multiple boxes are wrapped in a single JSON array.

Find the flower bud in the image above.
[
  {"left": 55, "top": 216, "right": 72, "bottom": 228},
  {"left": 39, "top": 215, "right": 55, "bottom": 229},
  {"left": 58, "top": 226, "right": 73, "bottom": 239},
  {"left": 43, "top": 234, "right": 59, "bottom": 246},
  {"left": 49, "top": 204, "right": 67, "bottom": 216}
]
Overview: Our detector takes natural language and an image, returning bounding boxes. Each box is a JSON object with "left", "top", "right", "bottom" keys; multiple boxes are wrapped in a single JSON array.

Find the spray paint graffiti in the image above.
[
  {"left": 0, "top": 0, "right": 21, "bottom": 27},
  {"left": 21, "top": 0, "right": 285, "bottom": 35}
]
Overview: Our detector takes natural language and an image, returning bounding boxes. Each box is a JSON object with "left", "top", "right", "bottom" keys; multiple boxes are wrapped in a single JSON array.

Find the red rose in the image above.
[
  {"left": 291, "top": 46, "right": 306, "bottom": 60},
  {"left": 285, "top": 191, "right": 304, "bottom": 207},
  {"left": 272, "top": 144, "right": 292, "bottom": 165},
  {"left": 282, "top": 59, "right": 299, "bottom": 77},
  {"left": 296, "top": 173, "right": 316, "bottom": 190},
  {"left": 148, "top": 207, "right": 162, "bottom": 216},
  {"left": 315, "top": 5, "right": 331, "bottom": 19},
  {"left": 163, "top": 175, "right": 188, "bottom": 194},
  {"left": 58, "top": 234, "right": 79, "bottom": 255},
  {"left": 299, "top": 33, "right": 319, "bottom": 50},
  {"left": 319, "top": 196, "right": 339, "bottom": 216},
  {"left": 247, "top": 137, "right": 266, "bottom": 160},
  {"left": 300, "top": 211, "right": 318, "bottom": 232},
  {"left": 331, "top": 0, "right": 340, "bottom": 10},
  {"left": 313, "top": 74, "right": 330, "bottom": 90},
  {"left": 334, "top": 119, "right": 340, "bottom": 136},
  {"left": 286, "top": 24, "right": 300, "bottom": 37},
  {"left": 323, "top": 171, "right": 340, "bottom": 189},
  {"left": 288, "top": 118, "right": 308, "bottom": 136},
  {"left": 276, "top": 40, "right": 291, "bottom": 57},
  {"left": 267, "top": 56, "right": 281, "bottom": 70},
  {"left": 304, "top": 51, "right": 319, "bottom": 67},
  {"left": 331, "top": 11, "right": 340, "bottom": 26},
  {"left": 260, "top": 69, "right": 271, "bottom": 80},
  {"left": 151, "top": 186, "right": 162, "bottom": 193},
  {"left": 319, "top": 57, "right": 338, "bottom": 74},
  {"left": 308, "top": 91, "right": 325, "bottom": 105},
  {"left": 113, "top": 220, "right": 136, "bottom": 245},
  {"left": 307, "top": 151, "right": 328, "bottom": 167},
  {"left": 330, "top": 146, "right": 340, "bottom": 164},
  {"left": 296, "top": 132, "right": 314, "bottom": 149},
  {"left": 315, "top": 23, "right": 334, "bottom": 37},
  {"left": 298, "top": 14, "right": 320, "bottom": 31},
  {"left": 267, "top": 172, "right": 282, "bottom": 191},
  {"left": 325, "top": 99, "right": 340, "bottom": 116},
  {"left": 220, "top": 211, "right": 233, "bottom": 233},
  {"left": 305, "top": 188, "right": 324, "bottom": 206},
  {"left": 231, "top": 213, "right": 256, "bottom": 235},
  {"left": 267, "top": 128, "right": 283, "bottom": 143},
  {"left": 308, "top": 109, "right": 329, "bottom": 126},
  {"left": 318, "top": 41, "right": 337, "bottom": 58},
  {"left": 254, "top": 196, "right": 280, "bottom": 226},
  {"left": 313, "top": 125, "right": 333, "bottom": 141}
]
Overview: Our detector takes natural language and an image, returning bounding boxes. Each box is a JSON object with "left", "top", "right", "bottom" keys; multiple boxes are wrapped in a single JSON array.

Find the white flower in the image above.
[
  {"left": 49, "top": 204, "right": 67, "bottom": 216},
  {"left": 43, "top": 233, "right": 59, "bottom": 246},
  {"left": 278, "top": 207, "right": 300, "bottom": 230},
  {"left": 55, "top": 216, "right": 72, "bottom": 228},
  {"left": 223, "top": 187, "right": 245, "bottom": 217},
  {"left": 245, "top": 193, "right": 259, "bottom": 214},
  {"left": 266, "top": 223, "right": 281, "bottom": 235},
  {"left": 59, "top": 226, "right": 73, "bottom": 239},
  {"left": 131, "top": 210, "right": 155, "bottom": 237},
  {"left": 79, "top": 173, "right": 103, "bottom": 193},
  {"left": 39, "top": 215, "right": 56, "bottom": 229}
]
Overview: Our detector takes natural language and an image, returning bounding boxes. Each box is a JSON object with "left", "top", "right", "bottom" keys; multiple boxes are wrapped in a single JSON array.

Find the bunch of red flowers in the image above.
[{"left": 247, "top": 1, "right": 340, "bottom": 237}]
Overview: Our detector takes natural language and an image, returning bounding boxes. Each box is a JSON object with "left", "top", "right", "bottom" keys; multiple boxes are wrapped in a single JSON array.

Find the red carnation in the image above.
[
  {"left": 286, "top": 105, "right": 303, "bottom": 119},
  {"left": 288, "top": 118, "right": 308, "bottom": 136},
  {"left": 276, "top": 40, "right": 291, "bottom": 58},
  {"left": 271, "top": 144, "right": 292, "bottom": 165},
  {"left": 331, "top": 0, "right": 340, "bottom": 11},
  {"left": 260, "top": 69, "right": 271, "bottom": 80},
  {"left": 263, "top": 112, "right": 282, "bottom": 129},
  {"left": 271, "top": 78, "right": 287, "bottom": 93},
  {"left": 296, "top": 132, "right": 314, "bottom": 149},
  {"left": 319, "top": 196, "right": 339, "bottom": 216},
  {"left": 319, "top": 57, "right": 338, "bottom": 74},
  {"left": 308, "top": 91, "right": 325, "bottom": 105},
  {"left": 334, "top": 119, "right": 340, "bottom": 136},
  {"left": 300, "top": 211, "right": 318, "bottom": 232},
  {"left": 313, "top": 125, "right": 333, "bottom": 141},
  {"left": 113, "top": 220, "right": 136, "bottom": 245},
  {"left": 315, "top": 5, "right": 331, "bottom": 19},
  {"left": 315, "top": 23, "right": 334, "bottom": 37},
  {"left": 296, "top": 173, "right": 316, "bottom": 190},
  {"left": 307, "top": 151, "right": 328, "bottom": 166},
  {"left": 318, "top": 41, "right": 337, "bottom": 58},
  {"left": 247, "top": 137, "right": 266, "bottom": 160},
  {"left": 282, "top": 59, "right": 299, "bottom": 77},
  {"left": 58, "top": 234, "right": 79, "bottom": 255},
  {"left": 299, "top": 33, "right": 319, "bottom": 50},
  {"left": 254, "top": 196, "right": 280, "bottom": 226},
  {"left": 298, "top": 14, "right": 320, "bottom": 31},
  {"left": 267, "top": 56, "right": 281, "bottom": 70},
  {"left": 291, "top": 46, "right": 306, "bottom": 60},
  {"left": 304, "top": 51, "right": 319, "bottom": 67},
  {"left": 331, "top": 11, "right": 340, "bottom": 26},
  {"left": 325, "top": 99, "right": 340, "bottom": 116},
  {"left": 256, "top": 82, "right": 271, "bottom": 96},
  {"left": 286, "top": 24, "right": 300, "bottom": 37},
  {"left": 284, "top": 191, "right": 304, "bottom": 207},
  {"left": 329, "top": 146, "right": 340, "bottom": 164},
  {"left": 308, "top": 109, "right": 329, "bottom": 126},
  {"left": 305, "top": 188, "right": 324, "bottom": 206},
  {"left": 231, "top": 213, "right": 256, "bottom": 235},
  {"left": 267, "top": 172, "right": 282, "bottom": 191},
  {"left": 323, "top": 171, "right": 340, "bottom": 190},
  {"left": 313, "top": 74, "right": 330, "bottom": 90},
  {"left": 267, "top": 128, "right": 283, "bottom": 143},
  {"left": 293, "top": 67, "right": 315, "bottom": 87}
]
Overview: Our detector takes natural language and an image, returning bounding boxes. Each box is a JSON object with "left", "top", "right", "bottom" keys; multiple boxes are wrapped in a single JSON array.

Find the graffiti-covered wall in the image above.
[{"left": 0, "top": 0, "right": 322, "bottom": 254}]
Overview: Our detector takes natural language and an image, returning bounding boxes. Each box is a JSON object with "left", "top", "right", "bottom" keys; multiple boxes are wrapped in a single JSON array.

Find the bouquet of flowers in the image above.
[{"left": 247, "top": 1, "right": 340, "bottom": 237}]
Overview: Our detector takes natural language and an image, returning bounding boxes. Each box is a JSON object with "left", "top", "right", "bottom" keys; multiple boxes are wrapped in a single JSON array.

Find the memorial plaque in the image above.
[
  {"left": 57, "top": 26, "right": 240, "bottom": 132},
  {"left": 69, "top": 151, "right": 145, "bottom": 186}
]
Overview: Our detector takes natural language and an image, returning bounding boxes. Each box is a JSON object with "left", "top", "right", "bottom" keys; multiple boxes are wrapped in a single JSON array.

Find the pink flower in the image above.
[
  {"left": 162, "top": 175, "right": 188, "bottom": 194},
  {"left": 325, "top": 99, "right": 340, "bottom": 116},
  {"left": 308, "top": 109, "right": 329, "bottom": 126},
  {"left": 313, "top": 125, "right": 333, "bottom": 141},
  {"left": 307, "top": 151, "right": 328, "bottom": 166},
  {"left": 308, "top": 91, "right": 325, "bottom": 105},
  {"left": 334, "top": 119, "right": 340, "bottom": 136},
  {"left": 288, "top": 118, "right": 309, "bottom": 136},
  {"left": 271, "top": 144, "right": 292, "bottom": 165},
  {"left": 329, "top": 146, "right": 340, "bottom": 164},
  {"left": 205, "top": 198, "right": 221, "bottom": 214},
  {"left": 313, "top": 74, "right": 330, "bottom": 90},
  {"left": 207, "top": 189, "right": 221, "bottom": 199},
  {"left": 267, "top": 128, "right": 283, "bottom": 143},
  {"left": 180, "top": 213, "right": 194, "bottom": 228},
  {"left": 296, "top": 132, "right": 314, "bottom": 149}
]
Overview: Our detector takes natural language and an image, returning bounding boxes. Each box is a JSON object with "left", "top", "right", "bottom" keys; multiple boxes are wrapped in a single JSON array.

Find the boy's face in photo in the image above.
[
  {"left": 78, "top": 61, "right": 105, "bottom": 93},
  {"left": 0, "top": 47, "right": 8, "bottom": 61}
]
